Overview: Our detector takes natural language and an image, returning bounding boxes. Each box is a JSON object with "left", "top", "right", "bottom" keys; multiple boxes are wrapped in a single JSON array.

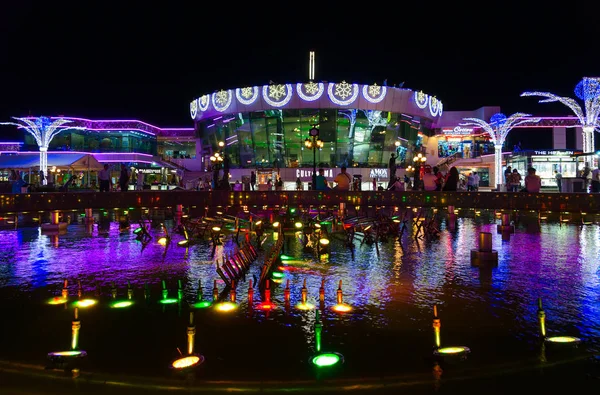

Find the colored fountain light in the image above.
[
  {"left": 133, "top": 227, "right": 143, "bottom": 234},
  {"left": 48, "top": 296, "right": 67, "bottom": 305},
  {"left": 272, "top": 222, "right": 280, "bottom": 228},
  {"left": 212, "top": 226, "right": 221, "bottom": 232},
  {"left": 332, "top": 303, "right": 352, "bottom": 313},
  {"left": 296, "top": 302, "right": 316, "bottom": 311},
  {"left": 48, "top": 350, "right": 86, "bottom": 357},
  {"left": 319, "top": 238, "right": 330, "bottom": 246},
  {"left": 215, "top": 301, "right": 238, "bottom": 312},
  {"left": 546, "top": 336, "right": 581, "bottom": 344},
  {"left": 272, "top": 271, "right": 284, "bottom": 278},
  {"left": 434, "top": 346, "right": 471, "bottom": 356},
  {"left": 177, "top": 240, "right": 189, "bottom": 246},
  {"left": 295, "top": 222, "right": 303, "bottom": 229},
  {"left": 110, "top": 301, "right": 134, "bottom": 308},
  {"left": 172, "top": 355, "right": 202, "bottom": 369},
  {"left": 192, "top": 300, "right": 212, "bottom": 309},
  {"left": 157, "top": 237, "right": 168, "bottom": 246},
  {"left": 257, "top": 301, "right": 277, "bottom": 311},
  {"left": 312, "top": 352, "right": 342, "bottom": 367},
  {"left": 159, "top": 298, "right": 179, "bottom": 304},
  {"left": 73, "top": 299, "right": 97, "bottom": 308}
]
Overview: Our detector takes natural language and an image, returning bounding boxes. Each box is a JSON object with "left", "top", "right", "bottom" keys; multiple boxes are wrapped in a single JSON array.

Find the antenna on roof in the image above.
[{"left": 309, "top": 51, "right": 315, "bottom": 81}]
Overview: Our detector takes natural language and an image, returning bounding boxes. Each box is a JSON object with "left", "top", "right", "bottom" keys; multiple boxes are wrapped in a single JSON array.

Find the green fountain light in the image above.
[
  {"left": 312, "top": 353, "right": 342, "bottom": 367},
  {"left": 272, "top": 271, "right": 284, "bottom": 278},
  {"left": 192, "top": 300, "right": 212, "bottom": 309},
  {"left": 159, "top": 298, "right": 179, "bottom": 305}
]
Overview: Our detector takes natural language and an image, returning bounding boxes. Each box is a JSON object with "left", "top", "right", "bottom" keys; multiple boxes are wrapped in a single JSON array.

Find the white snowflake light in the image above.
[
  {"left": 429, "top": 96, "right": 442, "bottom": 117},
  {"left": 362, "top": 84, "right": 387, "bottom": 104},
  {"left": 190, "top": 99, "right": 198, "bottom": 119},
  {"left": 212, "top": 90, "right": 232, "bottom": 112},
  {"left": 414, "top": 91, "right": 428, "bottom": 109},
  {"left": 262, "top": 84, "right": 292, "bottom": 107},
  {"left": 198, "top": 95, "right": 210, "bottom": 111},
  {"left": 297, "top": 82, "right": 324, "bottom": 101},
  {"left": 235, "top": 86, "right": 259, "bottom": 105},
  {"left": 328, "top": 81, "right": 359, "bottom": 106}
]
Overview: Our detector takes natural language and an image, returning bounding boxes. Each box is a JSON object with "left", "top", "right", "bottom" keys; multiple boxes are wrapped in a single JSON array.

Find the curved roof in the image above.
[{"left": 190, "top": 82, "right": 443, "bottom": 123}]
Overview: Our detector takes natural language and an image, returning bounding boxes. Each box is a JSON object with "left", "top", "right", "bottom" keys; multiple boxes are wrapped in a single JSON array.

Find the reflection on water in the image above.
[{"left": 0, "top": 216, "right": 599, "bottom": 380}]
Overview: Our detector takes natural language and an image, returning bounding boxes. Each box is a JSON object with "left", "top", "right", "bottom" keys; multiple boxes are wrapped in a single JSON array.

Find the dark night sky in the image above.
[{"left": 1, "top": 2, "right": 598, "bottom": 148}]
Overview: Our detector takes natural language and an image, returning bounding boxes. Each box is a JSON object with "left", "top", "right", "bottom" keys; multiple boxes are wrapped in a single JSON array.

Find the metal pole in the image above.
[{"left": 312, "top": 139, "right": 317, "bottom": 191}]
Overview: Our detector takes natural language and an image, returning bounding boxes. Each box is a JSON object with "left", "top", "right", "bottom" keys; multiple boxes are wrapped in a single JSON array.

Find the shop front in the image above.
[
  {"left": 506, "top": 150, "right": 581, "bottom": 189},
  {"left": 437, "top": 126, "right": 494, "bottom": 159}
]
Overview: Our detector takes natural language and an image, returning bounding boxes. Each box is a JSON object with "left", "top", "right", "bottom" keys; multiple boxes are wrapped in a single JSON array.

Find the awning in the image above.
[{"left": 0, "top": 152, "right": 104, "bottom": 171}]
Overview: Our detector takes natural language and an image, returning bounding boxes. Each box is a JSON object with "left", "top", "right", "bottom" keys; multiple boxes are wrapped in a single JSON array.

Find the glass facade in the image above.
[
  {"left": 23, "top": 129, "right": 157, "bottom": 155},
  {"left": 197, "top": 110, "right": 429, "bottom": 169}
]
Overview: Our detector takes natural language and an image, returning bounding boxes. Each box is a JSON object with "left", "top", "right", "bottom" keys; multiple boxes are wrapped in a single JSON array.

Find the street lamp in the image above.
[
  {"left": 412, "top": 153, "right": 427, "bottom": 190},
  {"left": 304, "top": 126, "right": 324, "bottom": 190},
  {"left": 210, "top": 143, "right": 225, "bottom": 188}
]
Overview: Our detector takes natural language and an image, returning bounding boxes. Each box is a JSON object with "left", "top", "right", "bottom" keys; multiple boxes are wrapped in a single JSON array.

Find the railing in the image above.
[{"left": 1, "top": 191, "right": 600, "bottom": 214}]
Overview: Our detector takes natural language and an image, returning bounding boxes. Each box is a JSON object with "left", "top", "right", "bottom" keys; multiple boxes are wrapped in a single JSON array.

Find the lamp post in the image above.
[
  {"left": 412, "top": 153, "right": 427, "bottom": 190},
  {"left": 210, "top": 142, "right": 225, "bottom": 189},
  {"left": 304, "top": 126, "right": 323, "bottom": 190}
]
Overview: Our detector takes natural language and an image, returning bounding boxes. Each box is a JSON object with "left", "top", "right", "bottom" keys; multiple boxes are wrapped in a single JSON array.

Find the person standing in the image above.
[
  {"left": 442, "top": 166, "right": 459, "bottom": 191},
  {"left": 554, "top": 170, "right": 562, "bottom": 192},
  {"left": 250, "top": 171, "right": 256, "bottom": 191},
  {"left": 509, "top": 169, "right": 521, "bottom": 192},
  {"left": 119, "top": 164, "right": 130, "bottom": 192},
  {"left": 315, "top": 168, "right": 329, "bottom": 190},
  {"left": 466, "top": 172, "right": 476, "bottom": 191},
  {"left": 472, "top": 171, "right": 480, "bottom": 191},
  {"left": 333, "top": 166, "right": 351, "bottom": 191},
  {"left": 137, "top": 169, "right": 144, "bottom": 191},
  {"left": 591, "top": 165, "right": 600, "bottom": 193},
  {"left": 525, "top": 167, "right": 542, "bottom": 193},
  {"left": 388, "top": 153, "right": 397, "bottom": 180},
  {"left": 422, "top": 166, "right": 437, "bottom": 191},
  {"left": 504, "top": 166, "right": 512, "bottom": 187},
  {"left": 98, "top": 164, "right": 112, "bottom": 192}
]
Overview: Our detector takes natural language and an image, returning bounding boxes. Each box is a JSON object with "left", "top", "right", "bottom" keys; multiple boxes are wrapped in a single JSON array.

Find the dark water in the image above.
[{"left": 0, "top": 212, "right": 599, "bottom": 390}]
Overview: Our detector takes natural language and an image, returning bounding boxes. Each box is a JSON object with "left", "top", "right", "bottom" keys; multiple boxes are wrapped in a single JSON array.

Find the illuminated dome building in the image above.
[{"left": 190, "top": 81, "right": 446, "bottom": 187}]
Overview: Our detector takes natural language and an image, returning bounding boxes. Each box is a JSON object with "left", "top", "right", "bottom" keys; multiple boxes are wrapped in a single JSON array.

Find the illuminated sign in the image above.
[
  {"left": 296, "top": 169, "right": 334, "bottom": 179},
  {"left": 138, "top": 168, "right": 162, "bottom": 174},
  {"left": 442, "top": 126, "right": 474, "bottom": 135},
  {"left": 533, "top": 150, "right": 574, "bottom": 156},
  {"left": 369, "top": 168, "right": 388, "bottom": 178}
]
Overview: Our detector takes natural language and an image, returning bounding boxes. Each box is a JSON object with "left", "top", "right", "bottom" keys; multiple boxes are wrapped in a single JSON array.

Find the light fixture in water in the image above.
[
  {"left": 272, "top": 222, "right": 280, "bottom": 228},
  {"left": 214, "top": 302, "right": 237, "bottom": 312},
  {"left": 434, "top": 346, "right": 471, "bottom": 356},
  {"left": 48, "top": 350, "right": 86, "bottom": 357},
  {"left": 110, "top": 301, "right": 134, "bottom": 308},
  {"left": 158, "top": 237, "right": 168, "bottom": 246},
  {"left": 296, "top": 302, "right": 315, "bottom": 310},
  {"left": 295, "top": 222, "right": 303, "bottom": 229},
  {"left": 319, "top": 238, "right": 330, "bottom": 246},
  {"left": 73, "top": 299, "right": 97, "bottom": 308},
  {"left": 312, "top": 352, "right": 342, "bottom": 367},
  {"left": 212, "top": 226, "right": 221, "bottom": 232},
  {"left": 172, "top": 355, "right": 203, "bottom": 369},
  {"left": 331, "top": 303, "right": 352, "bottom": 313},
  {"left": 159, "top": 298, "right": 179, "bottom": 305},
  {"left": 272, "top": 271, "right": 284, "bottom": 278},
  {"left": 192, "top": 300, "right": 212, "bottom": 309},
  {"left": 48, "top": 297, "right": 67, "bottom": 305},
  {"left": 177, "top": 240, "right": 189, "bottom": 246},
  {"left": 545, "top": 336, "right": 580, "bottom": 344},
  {"left": 257, "top": 301, "right": 277, "bottom": 311}
]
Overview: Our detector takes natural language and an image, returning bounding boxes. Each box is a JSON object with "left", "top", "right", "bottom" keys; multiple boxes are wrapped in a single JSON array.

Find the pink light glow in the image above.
[
  {"left": 19, "top": 116, "right": 193, "bottom": 135},
  {"left": 98, "top": 160, "right": 156, "bottom": 163},
  {"left": 0, "top": 151, "right": 154, "bottom": 157}
]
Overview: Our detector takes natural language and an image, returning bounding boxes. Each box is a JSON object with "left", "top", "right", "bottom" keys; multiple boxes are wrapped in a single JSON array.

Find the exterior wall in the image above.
[{"left": 553, "top": 127, "right": 566, "bottom": 149}]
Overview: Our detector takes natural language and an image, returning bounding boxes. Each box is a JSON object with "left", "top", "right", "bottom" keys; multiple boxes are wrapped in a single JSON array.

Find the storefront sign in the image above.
[
  {"left": 138, "top": 168, "right": 162, "bottom": 174},
  {"left": 295, "top": 168, "right": 334, "bottom": 179},
  {"left": 441, "top": 126, "right": 474, "bottom": 135},
  {"left": 533, "top": 150, "right": 574, "bottom": 156},
  {"left": 369, "top": 168, "right": 388, "bottom": 179}
]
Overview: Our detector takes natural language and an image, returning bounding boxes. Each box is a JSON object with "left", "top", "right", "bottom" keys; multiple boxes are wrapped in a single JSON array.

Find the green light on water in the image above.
[
  {"left": 290, "top": 208, "right": 296, "bottom": 213},
  {"left": 192, "top": 301, "right": 212, "bottom": 309},
  {"left": 280, "top": 254, "right": 293, "bottom": 260},
  {"left": 312, "top": 353, "right": 341, "bottom": 367},
  {"left": 320, "top": 221, "right": 331, "bottom": 225},
  {"left": 111, "top": 301, "right": 134, "bottom": 308},
  {"left": 272, "top": 271, "right": 284, "bottom": 278},
  {"left": 134, "top": 228, "right": 142, "bottom": 234},
  {"left": 159, "top": 298, "right": 179, "bottom": 305}
]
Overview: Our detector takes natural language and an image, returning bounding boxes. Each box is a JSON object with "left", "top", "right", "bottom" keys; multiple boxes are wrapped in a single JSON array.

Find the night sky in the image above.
[{"left": 1, "top": 3, "right": 597, "bottom": 149}]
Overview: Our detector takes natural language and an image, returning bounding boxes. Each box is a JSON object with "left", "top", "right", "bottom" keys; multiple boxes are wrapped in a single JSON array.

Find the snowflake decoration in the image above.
[
  {"left": 362, "top": 84, "right": 387, "bottom": 104},
  {"left": 241, "top": 87, "right": 253, "bottom": 98},
  {"left": 415, "top": 91, "right": 428, "bottom": 109},
  {"left": 328, "top": 81, "right": 359, "bottom": 105},
  {"left": 198, "top": 94, "right": 210, "bottom": 111},
  {"left": 190, "top": 99, "right": 198, "bottom": 119},
  {"left": 262, "top": 84, "right": 292, "bottom": 107},
  {"left": 335, "top": 81, "right": 353, "bottom": 99},
  {"left": 297, "top": 82, "right": 324, "bottom": 101},
  {"left": 212, "top": 89, "right": 232, "bottom": 112},
  {"left": 236, "top": 86, "right": 259, "bottom": 105}
]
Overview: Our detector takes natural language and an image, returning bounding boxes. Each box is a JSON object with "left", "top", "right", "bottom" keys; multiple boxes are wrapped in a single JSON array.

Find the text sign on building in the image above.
[
  {"left": 533, "top": 150, "right": 574, "bottom": 156},
  {"left": 296, "top": 168, "right": 334, "bottom": 179},
  {"left": 139, "top": 168, "right": 162, "bottom": 174},
  {"left": 441, "top": 126, "right": 474, "bottom": 135},
  {"left": 369, "top": 168, "right": 388, "bottom": 179}
]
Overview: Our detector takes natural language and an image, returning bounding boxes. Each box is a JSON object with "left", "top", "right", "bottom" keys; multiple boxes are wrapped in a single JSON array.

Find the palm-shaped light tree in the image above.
[
  {"left": 521, "top": 77, "right": 600, "bottom": 168},
  {"left": 0, "top": 117, "right": 73, "bottom": 184},
  {"left": 460, "top": 113, "right": 541, "bottom": 187}
]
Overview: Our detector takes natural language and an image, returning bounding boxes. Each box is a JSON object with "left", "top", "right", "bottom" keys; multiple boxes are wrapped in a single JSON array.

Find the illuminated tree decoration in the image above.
[
  {"left": 428, "top": 96, "right": 443, "bottom": 117},
  {"left": 189, "top": 99, "right": 198, "bottom": 119},
  {"left": 0, "top": 117, "right": 81, "bottom": 185},
  {"left": 362, "top": 84, "right": 387, "bottom": 104},
  {"left": 212, "top": 90, "right": 232, "bottom": 112},
  {"left": 198, "top": 95, "right": 210, "bottom": 111},
  {"left": 522, "top": 77, "right": 600, "bottom": 166},
  {"left": 235, "top": 86, "right": 259, "bottom": 105},
  {"left": 297, "top": 82, "right": 324, "bottom": 101},
  {"left": 461, "top": 113, "right": 541, "bottom": 186},
  {"left": 414, "top": 91, "right": 428, "bottom": 109},
  {"left": 328, "top": 81, "right": 359, "bottom": 106},
  {"left": 262, "top": 84, "right": 293, "bottom": 107}
]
